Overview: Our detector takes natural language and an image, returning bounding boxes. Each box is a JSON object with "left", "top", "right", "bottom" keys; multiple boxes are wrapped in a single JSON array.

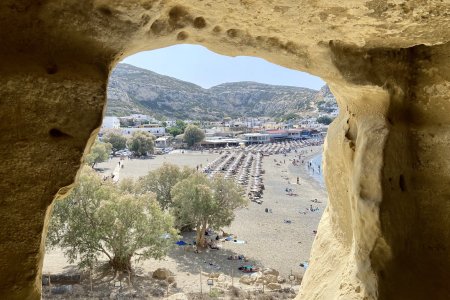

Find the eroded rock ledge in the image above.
[{"left": 0, "top": 1, "right": 448, "bottom": 299}]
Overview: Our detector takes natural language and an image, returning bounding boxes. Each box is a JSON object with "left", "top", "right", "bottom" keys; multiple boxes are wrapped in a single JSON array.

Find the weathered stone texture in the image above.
[{"left": 0, "top": 1, "right": 448, "bottom": 299}]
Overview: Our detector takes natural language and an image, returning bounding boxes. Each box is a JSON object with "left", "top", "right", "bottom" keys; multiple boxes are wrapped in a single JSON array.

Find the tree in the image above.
[
  {"left": 103, "top": 130, "right": 127, "bottom": 154},
  {"left": 167, "top": 120, "right": 187, "bottom": 137},
  {"left": 120, "top": 118, "right": 135, "bottom": 127},
  {"left": 183, "top": 125, "right": 205, "bottom": 147},
  {"left": 316, "top": 115, "right": 334, "bottom": 125},
  {"left": 47, "top": 167, "right": 177, "bottom": 272},
  {"left": 282, "top": 112, "right": 298, "bottom": 121},
  {"left": 175, "top": 120, "right": 187, "bottom": 131},
  {"left": 84, "top": 140, "right": 112, "bottom": 167},
  {"left": 137, "top": 163, "right": 195, "bottom": 210},
  {"left": 167, "top": 126, "right": 183, "bottom": 137},
  {"left": 127, "top": 131, "right": 155, "bottom": 156},
  {"left": 172, "top": 173, "right": 247, "bottom": 247}
]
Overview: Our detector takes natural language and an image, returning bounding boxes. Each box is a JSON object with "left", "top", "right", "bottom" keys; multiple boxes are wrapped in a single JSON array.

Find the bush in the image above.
[{"left": 316, "top": 115, "right": 334, "bottom": 125}]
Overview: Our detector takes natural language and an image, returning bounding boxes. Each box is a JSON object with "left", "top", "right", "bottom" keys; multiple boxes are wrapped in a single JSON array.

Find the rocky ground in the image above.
[{"left": 42, "top": 267, "right": 300, "bottom": 299}]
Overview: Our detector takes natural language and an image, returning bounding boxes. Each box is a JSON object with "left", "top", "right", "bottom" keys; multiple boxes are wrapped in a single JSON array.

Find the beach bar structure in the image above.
[
  {"left": 200, "top": 137, "right": 242, "bottom": 148},
  {"left": 242, "top": 133, "right": 271, "bottom": 145},
  {"left": 263, "top": 129, "right": 289, "bottom": 141},
  {"left": 286, "top": 129, "right": 322, "bottom": 140}
]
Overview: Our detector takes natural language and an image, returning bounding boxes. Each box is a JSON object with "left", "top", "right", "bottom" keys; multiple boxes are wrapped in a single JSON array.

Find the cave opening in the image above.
[{"left": 42, "top": 44, "right": 337, "bottom": 298}]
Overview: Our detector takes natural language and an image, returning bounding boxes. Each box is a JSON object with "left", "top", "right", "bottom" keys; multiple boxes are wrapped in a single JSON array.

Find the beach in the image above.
[{"left": 43, "top": 145, "right": 327, "bottom": 294}]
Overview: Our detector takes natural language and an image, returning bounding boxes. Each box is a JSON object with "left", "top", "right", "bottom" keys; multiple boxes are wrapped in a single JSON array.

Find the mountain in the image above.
[{"left": 106, "top": 63, "right": 337, "bottom": 120}]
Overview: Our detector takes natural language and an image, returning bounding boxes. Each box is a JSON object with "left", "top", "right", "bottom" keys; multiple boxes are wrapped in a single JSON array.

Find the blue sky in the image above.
[{"left": 121, "top": 44, "right": 325, "bottom": 90}]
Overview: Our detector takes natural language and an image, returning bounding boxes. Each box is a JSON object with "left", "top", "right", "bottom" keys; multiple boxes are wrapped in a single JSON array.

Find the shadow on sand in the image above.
[{"left": 163, "top": 231, "right": 265, "bottom": 277}]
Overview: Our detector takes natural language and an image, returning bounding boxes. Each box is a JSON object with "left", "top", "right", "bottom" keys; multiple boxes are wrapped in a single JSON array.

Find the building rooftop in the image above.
[
  {"left": 264, "top": 129, "right": 288, "bottom": 134},
  {"left": 243, "top": 133, "right": 270, "bottom": 137}
]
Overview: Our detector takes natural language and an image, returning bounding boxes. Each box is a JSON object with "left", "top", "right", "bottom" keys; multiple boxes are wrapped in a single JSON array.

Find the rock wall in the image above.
[
  {"left": 299, "top": 42, "right": 450, "bottom": 300},
  {"left": 0, "top": 1, "right": 448, "bottom": 299}
]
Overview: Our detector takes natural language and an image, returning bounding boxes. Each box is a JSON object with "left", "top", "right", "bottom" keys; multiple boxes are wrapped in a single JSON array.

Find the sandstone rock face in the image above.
[{"left": 0, "top": 1, "right": 448, "bottom": 300}]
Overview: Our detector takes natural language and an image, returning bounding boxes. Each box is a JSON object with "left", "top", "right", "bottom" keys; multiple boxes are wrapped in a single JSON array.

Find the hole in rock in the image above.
[
  {"left": 399, "top": 174, "right": 406, "bottom": 192},
  {"left": 45, "top": 64, "right": 58, "bottom": 75},
  {"left": 49, "top": 128, "right": 70, "bottom": 138},
  {"left": 44, "top": 44, "right": 337, "bottom": 298}
]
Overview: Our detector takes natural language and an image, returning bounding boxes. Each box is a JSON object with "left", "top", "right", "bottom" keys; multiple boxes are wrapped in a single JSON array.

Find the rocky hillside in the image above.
[{"left": 107, "top": 63, "right": 337, "bottom": 120}]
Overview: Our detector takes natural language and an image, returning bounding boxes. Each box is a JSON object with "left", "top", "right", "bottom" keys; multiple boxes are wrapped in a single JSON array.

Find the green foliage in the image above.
[
  {"left": 137, "top": 163, "right": 195, "bottom": 210},
  {"left": 47, "top": 167, "right": 177, "bottom": 272},
  {"left": 127, "top": 131, "right": 156, "bottom": 156},
  {"left": 316, "top": 100, "right": 325, "bottom": 107},
  {"left": 103, "top": 130, "right": 127, "bottom": 153},
  {"left": 316, "top": 115, "right": 334, "bottom": 125},
  {"left": 172, "top": 173, "right": 247, "bottom": 247},
  {"left": 183, "top": 125, "right": 205, "bottom": 147},
  {"left": 209, "top": 288, "right": 223, "bottom": 298},
  {"left": 175, "top": 120, "right": 187, "bottom": 131},
  {"left": 119, "top": 118, "right": 136, "bottom": 127},
  {"left": 84, "top": 140, "right": 112, "bottom": 167},
  {"left": 281, "top": 112, "right": 298, "bottom": 121},
  {"left": 167, "top": 120, "right": 187, "bottom": 137},
  {"left": 167, "top": 126, "right": 183, "bottom": 137}
]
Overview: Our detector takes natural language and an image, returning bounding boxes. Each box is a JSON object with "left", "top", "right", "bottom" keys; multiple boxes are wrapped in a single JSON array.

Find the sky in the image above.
[{"left": 121, "top": 44, "right": 325, "bottom": 90}]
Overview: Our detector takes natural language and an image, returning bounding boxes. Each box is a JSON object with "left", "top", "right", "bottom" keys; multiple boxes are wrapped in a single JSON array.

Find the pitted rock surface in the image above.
[{"left": 0, "top": 1, "right": 449, "bottom": 299}]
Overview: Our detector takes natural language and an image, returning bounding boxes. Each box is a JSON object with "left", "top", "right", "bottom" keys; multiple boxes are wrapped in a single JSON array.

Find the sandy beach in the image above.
[{"left": 43, "top": 145, "right": 327, "bottom": 294}]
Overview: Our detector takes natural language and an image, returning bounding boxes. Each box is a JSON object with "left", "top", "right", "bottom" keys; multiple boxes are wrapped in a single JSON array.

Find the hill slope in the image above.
[{"left": 106, "top": 63, "right": 337, "bottom": 120}]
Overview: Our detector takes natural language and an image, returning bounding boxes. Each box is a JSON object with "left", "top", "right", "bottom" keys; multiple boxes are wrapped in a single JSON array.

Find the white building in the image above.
[
  {"left": 121, "top": 127, "right": 166, "bottom": 137},
  {"left": 101, "top": 117, "right": 120, "bottom": 130},
  {"left": 129, "top": 114, "right": 152, "bottom": 121},
  {"left": 242, "top": 133, "right": 270, "bottom": 144},
  {"left": 155, "top": 136, "right": 173, "bottom": 148},
  {"left": 165, "top": 119, "right": 177, "bottom": 127},
  {"left": 200, "top": 137, "right": 242, "bottom": 148}
]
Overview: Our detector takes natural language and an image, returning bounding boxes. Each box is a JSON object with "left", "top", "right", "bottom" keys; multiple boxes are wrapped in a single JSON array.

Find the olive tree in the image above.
[
  {"left": 137, "top": 163, "right": 195, "bottom": 210},
  {"left": 47, "top": 167, "right": 177, "bottom": 272},
  {"left": 127, "top": 131, "right": 155, "bottom": 156},
  {"left": 172, "top": 173, "right": 247, "bottom": 247},
  {"left": 84, "top": 140, "right": 112, "bottom": 167},
  {"left": 183, "top": 125, "right": 205, "bottom": 147},
  {"left": 102, "top": 130, "right": 127, "bottom": 154}
]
